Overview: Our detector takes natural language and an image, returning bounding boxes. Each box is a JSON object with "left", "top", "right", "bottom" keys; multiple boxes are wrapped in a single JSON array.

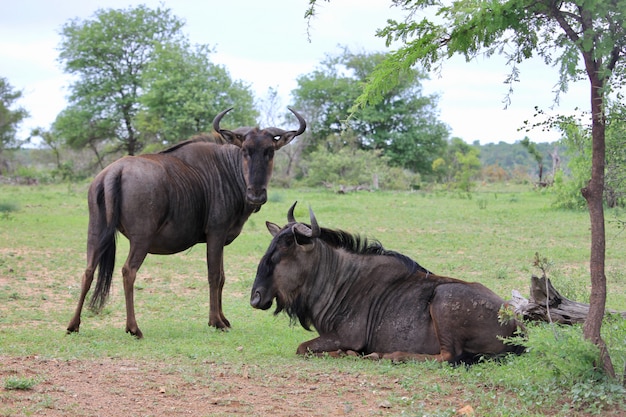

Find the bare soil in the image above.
[{"left": 1, "top": 355, "right": 469, "bottom": 417}]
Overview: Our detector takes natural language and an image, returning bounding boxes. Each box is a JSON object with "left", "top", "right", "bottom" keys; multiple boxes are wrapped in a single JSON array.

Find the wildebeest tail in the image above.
[{"left": 88, "top": 168, "right": 122, "bottom": 313}]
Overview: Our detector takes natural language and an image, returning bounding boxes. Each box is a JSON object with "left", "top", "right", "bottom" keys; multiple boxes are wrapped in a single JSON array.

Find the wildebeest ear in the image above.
[
  {"left": 267, "top": 108, "right": 306, "bottom": 150},
  {"left": 222, "top": 133, "right": 244, "bottom": 147},
  {"left": 220, "top": 127, "right": 249, "bottom": 147},
  {"left": 266, "top": 221, "right": 282, "bottom": 237},
  {"left": 265, "top": 128, "right": 295, "bottom": 150}
]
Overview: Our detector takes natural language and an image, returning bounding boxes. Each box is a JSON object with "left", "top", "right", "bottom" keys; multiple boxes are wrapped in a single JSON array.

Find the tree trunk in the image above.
[{"left": 580, "top": 70, "right": 615, "bottom": 377}]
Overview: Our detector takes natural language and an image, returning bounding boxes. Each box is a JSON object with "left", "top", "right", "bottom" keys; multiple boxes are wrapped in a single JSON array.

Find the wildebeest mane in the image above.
[
  {"left": 317, "top": 226, "right": 432, "bottom": 275},
  {"left": 158, "top": 134, "right": 228, "bottom": 155}
]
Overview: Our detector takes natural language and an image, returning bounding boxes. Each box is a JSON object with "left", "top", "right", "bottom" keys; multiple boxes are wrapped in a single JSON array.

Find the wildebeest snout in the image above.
[
  {"left": 250, "top": 288, "right": 272, "bottom": 310},
  {"left": 246, "top": 187, "right": 267, "bottom": 205}
]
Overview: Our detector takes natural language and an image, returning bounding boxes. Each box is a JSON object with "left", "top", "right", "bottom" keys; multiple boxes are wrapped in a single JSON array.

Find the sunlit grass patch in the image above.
[{"left": 3, "top": 376, "right": 38, "bottom": 390}]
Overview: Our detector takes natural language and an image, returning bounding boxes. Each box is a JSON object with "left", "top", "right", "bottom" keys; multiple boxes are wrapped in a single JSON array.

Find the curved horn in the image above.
[
  {"left": 288, "top": 108, "right": 307, "bottom": 137},
  {"left": 308, "top": 207, "right": 320, "bottom": 238},
  {"left": 212, "top": 108, "right": 233, "bottom": 133},
  {"left": 287, "top": 201, "right": 297, "bottom": 223}
]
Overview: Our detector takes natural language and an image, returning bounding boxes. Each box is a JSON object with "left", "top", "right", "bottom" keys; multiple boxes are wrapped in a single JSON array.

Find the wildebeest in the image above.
[
  {"left": 67, "top": 108, "right": 306, "bottom": 338},
  {"left": 250, "top": 203, "right": 524, "bottom": 364}
]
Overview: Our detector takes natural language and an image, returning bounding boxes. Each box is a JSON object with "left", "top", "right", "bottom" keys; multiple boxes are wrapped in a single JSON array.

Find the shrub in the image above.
[
  {"left": 3, "top": 376, "right": 37, "bottom": 390},
  {"left": 301, "top": 146, "right": 420, "bottom": 190}
]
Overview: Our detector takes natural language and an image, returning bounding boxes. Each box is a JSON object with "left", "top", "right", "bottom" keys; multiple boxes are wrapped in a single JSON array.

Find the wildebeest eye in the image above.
[
  {"left": 270, "top": 250, "right": 281, "bottom": 264},
  {"left": 276, "top": 234, "right": 294, "bottom": 252},
  {"left": 273, "top": 135, "right": 281, "bottom": 141}
]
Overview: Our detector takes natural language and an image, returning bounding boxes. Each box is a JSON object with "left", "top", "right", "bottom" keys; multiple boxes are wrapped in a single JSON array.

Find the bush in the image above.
[
  {"left": 3, "top": 376, "right": 37, "bottom": 390},
  {"left": 551, "top": 169, "right": 588, "bottom": 210},
  {"left": 0, "top": 200, "right": 19, "bottom": 220},
  {"left": 300, "top": 146, "right": 420, "bottom": 190},
  {"left": 503, "top": 322, "right": 626, "bottom": 413}
]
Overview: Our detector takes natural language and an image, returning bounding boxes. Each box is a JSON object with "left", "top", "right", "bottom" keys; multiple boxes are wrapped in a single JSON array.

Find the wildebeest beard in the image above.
[{"left": 276, "top": 293, "right": 316, "bottom": 331}]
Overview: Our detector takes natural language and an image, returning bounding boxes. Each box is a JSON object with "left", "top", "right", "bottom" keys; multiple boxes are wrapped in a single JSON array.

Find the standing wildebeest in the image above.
[
  {"left": 67, "top": 108, "right": 306, "bottom": 338},
  {"left": 250, "top": 203, "right": 524, "bottom": 364}
]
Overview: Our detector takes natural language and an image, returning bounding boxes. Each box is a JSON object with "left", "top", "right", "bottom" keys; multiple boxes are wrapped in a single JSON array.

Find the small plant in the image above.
[
  {"left": 4, "top": 376, "right": 38, "bottom": 390},
  {"left": 532, "top": 252, "right": 553, "bottom": 278},
  {"left": 0, "top": 200, "right": 19, "bottom": 220},
  {"left": 495, "top": 266, "right": 508, "bottom": 280}
]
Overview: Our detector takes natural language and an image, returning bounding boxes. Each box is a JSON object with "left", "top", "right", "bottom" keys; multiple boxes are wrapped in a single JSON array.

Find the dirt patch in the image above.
[{"left": 0, "top": 356, "right": 449, "bottom": 417}]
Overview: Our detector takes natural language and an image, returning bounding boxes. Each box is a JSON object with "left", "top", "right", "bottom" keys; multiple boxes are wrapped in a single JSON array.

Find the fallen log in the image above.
[{"left": 510, "top": 275, "right": 626, "bottom": 324}]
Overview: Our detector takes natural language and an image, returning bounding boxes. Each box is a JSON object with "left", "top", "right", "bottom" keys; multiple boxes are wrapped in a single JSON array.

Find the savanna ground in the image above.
[{"left": 1, "top": 183, "right": 625, "bottom": 416}]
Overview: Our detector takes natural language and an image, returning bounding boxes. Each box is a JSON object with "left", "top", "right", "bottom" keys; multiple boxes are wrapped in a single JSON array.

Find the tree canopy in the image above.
[
  {"left": 57, "top": 5, "right": 186, "bottom": 156},
  {"left": 291, "top": 48, "right": 449, "bottom": 175},
  {"left": 139, "top": 42, "right": 257, "bottom": 145},
  {"left": 0, "top": 77, "right": 29, "bottom": 158},
  {"left": 55, "top": 4, "right": 256, "bottom": 157}
]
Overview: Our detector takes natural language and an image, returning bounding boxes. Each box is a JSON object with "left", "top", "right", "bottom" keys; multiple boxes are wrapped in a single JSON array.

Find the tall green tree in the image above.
[
  {"left": 552, "top": 119, "right": 590, "bottom": 210},
  {"left": 53, "top": 104, "right": 114, "bottom": 169},
  {"left": 0, "top": 77, "right": 29, "bottom": 165},
  {"left": 139, "top": 42, "right": 257, "bottom": 145},
  {"left": 604, "top": 102, "right": 626, "bottom": 208},
  {"left": 432, "top": 137, "right": 481, "bottom": 190},
  {"left": 291, "top": 48, "right": 449, "bottom": 175},
  {"left": 308, "top": 0, "right": 625, "bottom": 376},
  {"left": 58, "top": 5, "right": 185, "bottom": 155},
  {"left": 520, "top": 137, "right": 545, "bottom": 184},
  {"left": 554, "top": 102, "right": 626, "bottom": 209}
]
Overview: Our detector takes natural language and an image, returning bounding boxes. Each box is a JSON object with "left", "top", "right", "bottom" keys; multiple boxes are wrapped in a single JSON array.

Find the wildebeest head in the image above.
[
  {"left": 213, "top": 108, "right": 306, "bottom": 206},
  {"left": 250, "top": 202, "right": 320, "bottom": 314}
]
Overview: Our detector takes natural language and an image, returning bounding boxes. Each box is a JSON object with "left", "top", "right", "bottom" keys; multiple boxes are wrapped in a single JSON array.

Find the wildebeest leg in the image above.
[
  {"left": 364, "top": 308, "right": 459, "bottom": 363},
  {"left": 66, "top": 267, "right": 95, "bottom": 333},
  {"left": 67, "top": 234, "right": 99, "bottom": 333},
  {"left": 206, "top": 239, "right": 230, "bottom": 329},
  {"left": 122, "top": 243, "right": 149, "bottom": 338},
  {"left": 296, "top": 335, "right": 348, "bottom": 356},
  {"left": 371, "top": 351, "right": 452, "bottom": 363},
  {"left": 217, "top": 258, "right": 230, "bottom": 327}
]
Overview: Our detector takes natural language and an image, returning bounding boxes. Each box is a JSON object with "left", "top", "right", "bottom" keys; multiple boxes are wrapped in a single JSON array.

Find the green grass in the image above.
[
  {"left": 3, "top": 376, "right": 38, "bottom": 391},
  {"left": 0, "top": 182, "right": 625, "bottom": 416}
]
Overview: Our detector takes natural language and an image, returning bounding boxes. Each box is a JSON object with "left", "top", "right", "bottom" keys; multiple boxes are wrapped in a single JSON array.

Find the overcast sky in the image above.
[{"left": 2, "top": 0, "right": 590, "bottom": 145}]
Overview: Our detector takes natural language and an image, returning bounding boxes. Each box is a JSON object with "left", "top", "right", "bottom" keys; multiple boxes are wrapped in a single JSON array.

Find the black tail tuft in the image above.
[{"left": 88, "top": 174, "right": 121, "bottom": 313}]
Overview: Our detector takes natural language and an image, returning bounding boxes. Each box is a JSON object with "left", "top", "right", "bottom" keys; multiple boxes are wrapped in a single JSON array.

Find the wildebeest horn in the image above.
[
  {"left": 213, "top": 108, "right": 233, "bottom": 133},
  {"left": 308, "top": 207, "right": 320, "bottom": 238},
  {"left": 288, "top": 202, "right": 320, "bottom": 239},
  {"left": 287, "top": 201, "right": 297, "bottom": 223},
  {"left": 287, "top": 108, "right": 306, "bottom": 137}
]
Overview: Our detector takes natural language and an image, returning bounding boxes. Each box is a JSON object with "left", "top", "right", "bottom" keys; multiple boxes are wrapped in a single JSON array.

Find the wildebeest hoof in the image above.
[
  {"left": 363, "top": 352, "right": 381, "bottom": 360},
  {"left": 126, "top": 328, "right": 143, "bottom": 339},
  {"left": 210, "top": 322, "right": 230, "bottom": 332}
]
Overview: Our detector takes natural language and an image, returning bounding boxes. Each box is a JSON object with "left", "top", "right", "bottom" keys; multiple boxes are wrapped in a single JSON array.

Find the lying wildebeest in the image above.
[
  {"left": 250, "top": 203, "right": 524, "bottom": 364},
  {"left": 67, "top": 108, "right": 306, "bottom": 338}
]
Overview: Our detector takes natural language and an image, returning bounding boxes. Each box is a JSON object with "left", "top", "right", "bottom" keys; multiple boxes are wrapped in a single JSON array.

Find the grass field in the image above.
[{"left": 0, "top": 182, "right": 625, "bottom": 416}]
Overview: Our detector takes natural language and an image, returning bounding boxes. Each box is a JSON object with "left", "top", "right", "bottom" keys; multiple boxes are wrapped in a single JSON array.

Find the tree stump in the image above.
[{"left": 510, "top": 275, "right": 626, "bottom": 324}]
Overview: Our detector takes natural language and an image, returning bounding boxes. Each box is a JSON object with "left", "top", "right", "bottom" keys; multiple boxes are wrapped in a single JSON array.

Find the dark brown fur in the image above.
[
  {"left": 67, "top": 109, "right": 305, "bottom": 338},
  {"left": 250, "top": 203, "right": 524, "bottom": 364}
]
